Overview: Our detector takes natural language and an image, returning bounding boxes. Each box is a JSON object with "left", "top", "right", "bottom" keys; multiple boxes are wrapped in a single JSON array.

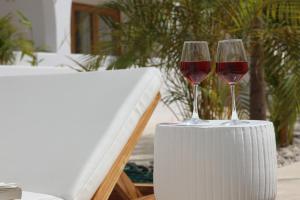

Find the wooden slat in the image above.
[
  {"left": 92, "top": 93, "right": 161, "bottom": 200},
  {"left": 113, "top": 172, "right": 143, "bottom": 200},
  {"left": 134, "top": 194, "right": 155, "bottom": 200},
  {"left": 134, "top": 183, "right": 154, "bottom": 196}
]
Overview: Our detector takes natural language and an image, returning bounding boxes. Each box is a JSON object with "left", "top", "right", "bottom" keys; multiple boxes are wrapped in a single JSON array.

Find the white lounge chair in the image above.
[
  {"left": 0, "top": 65, "right": 75, "bottom": 76},
  {"left": 0, "top": 66, "right": 161, "bottom": 200}
]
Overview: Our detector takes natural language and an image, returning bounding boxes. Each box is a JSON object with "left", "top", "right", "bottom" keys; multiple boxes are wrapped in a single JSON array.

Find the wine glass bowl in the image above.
[
  {"left": 216, "top": 39, "right": 248, "bottom": 124},
  {"left": 179, "top": 41, "right": 211, "bottom": 125},
  {"left": 216, "top": 61, "right": 248, "bottom": 84},
  {"left": 180, "top": 60, "right": 211, "bottom": 84}
]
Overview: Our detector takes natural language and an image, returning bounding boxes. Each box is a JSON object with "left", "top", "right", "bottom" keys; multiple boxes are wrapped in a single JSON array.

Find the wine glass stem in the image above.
[
  {"left": 230, "top": 83, "right": 239, "bottom": 120},
  {"left": 192, "top": 84, "right": 199, "bottom": 119}
]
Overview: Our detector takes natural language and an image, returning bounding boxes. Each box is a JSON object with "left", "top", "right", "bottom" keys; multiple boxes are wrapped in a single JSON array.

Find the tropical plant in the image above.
[
  {"left": 85, "top": 0, "right": 300, "bottom": 146},
  {"left": 97, "top": 0, "right": 246, "bottom": 121},
  {"left": 222, "top": 0, "right": 300, "bottom": 146},
  {"left": 0, "top": 13, "right": 35, "bottom": 65}
]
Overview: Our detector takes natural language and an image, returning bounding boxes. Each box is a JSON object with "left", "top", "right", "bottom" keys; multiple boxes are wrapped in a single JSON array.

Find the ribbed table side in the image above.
[{"left": 154, "top": 123, "right": 277, "bottom": 200}]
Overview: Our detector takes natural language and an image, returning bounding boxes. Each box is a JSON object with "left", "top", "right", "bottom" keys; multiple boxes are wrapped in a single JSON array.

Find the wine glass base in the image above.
[
  {"left": 221, "top": 120, "right": 249, "bottom": 126},
  {"left": 177, "top": 118, "right": 210, "bottom": 126}
]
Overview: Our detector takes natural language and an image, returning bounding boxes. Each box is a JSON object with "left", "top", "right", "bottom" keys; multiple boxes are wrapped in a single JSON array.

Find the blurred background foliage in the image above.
[
  {"left": 0, "top": 0, "right": 299, "bottom": 147},
  {"left": 22, "top": 0, "right": 297, "bottom": 147},
  {"left": 80, "top": 0, "right": 300, "bottom": 147},
  {"left": 0, "top": 12, "right": 36, "bottom": 65}
]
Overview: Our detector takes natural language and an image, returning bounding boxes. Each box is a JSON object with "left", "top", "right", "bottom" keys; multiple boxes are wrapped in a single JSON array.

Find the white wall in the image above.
[
  {"left": 0, "top": 0, "right": 72, "bottom": 54},
  {"left": 14, "top": 52, "right": 83, "bottom": 68},
  {"left": 52, "top": 0, "right": 72, "bottom": 54},
  {"left": 12, "top": 52, "right": 115, "bottom": 71}
]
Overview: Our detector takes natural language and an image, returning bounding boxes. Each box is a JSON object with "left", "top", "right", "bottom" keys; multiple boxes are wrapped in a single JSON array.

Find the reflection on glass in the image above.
[
  {"left": 76, "top": 11, "right": 91, "bottom": 54},
  {"left": 99, "top": 16, "right": 113, "bottom": 42}
]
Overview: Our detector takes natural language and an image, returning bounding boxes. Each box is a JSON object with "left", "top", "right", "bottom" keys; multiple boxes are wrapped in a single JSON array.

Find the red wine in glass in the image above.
[
  {"left": 180, "top": 61, "right": 211, "bottom": 84},
  {"left": 216, "top": 61, "right": 248, "bottom": 84},
  {"left": 216, "top": 39, "right": 248, "bottom": 124},
  {"left": 180, "top": 41, "right": 211, "bottom": 125}
]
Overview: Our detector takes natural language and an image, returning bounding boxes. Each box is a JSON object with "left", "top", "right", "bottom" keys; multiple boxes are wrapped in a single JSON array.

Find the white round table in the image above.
[{"left": 154, "top": 120, "right": 277, "bottom": 200}]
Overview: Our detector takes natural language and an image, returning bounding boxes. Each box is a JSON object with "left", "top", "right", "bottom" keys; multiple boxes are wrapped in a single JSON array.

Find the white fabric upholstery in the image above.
[
  {"left": 22, "top": 191, "right": 63, "bottom": 200},
  {"left": 0, "top": 65, "right": 75, "bottom": 76},
  {"left": 0, "top": 67, "right": 161, "bottom": 200}
]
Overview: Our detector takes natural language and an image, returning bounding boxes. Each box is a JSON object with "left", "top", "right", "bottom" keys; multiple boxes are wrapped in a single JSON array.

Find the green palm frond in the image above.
[
  {"left": 67, "top": 54, "right": 106, "bottom": 72},
  {"left": 95, "top": 0, "right": 251, "bottom": 120},
  {"left": 216, "top": 0, "right": 300, "bottom": 145}
]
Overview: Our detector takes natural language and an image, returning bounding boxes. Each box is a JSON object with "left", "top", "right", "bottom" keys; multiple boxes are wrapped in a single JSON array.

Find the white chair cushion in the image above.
[
  {"left": 0, "top": 65, "right": 75, "bottom": 76},
  {"left": 0, "top": 67, "right": 161, "bottom": 200},
  {"left": 22, "top": 191, "right": 63, "bottom": 200}
]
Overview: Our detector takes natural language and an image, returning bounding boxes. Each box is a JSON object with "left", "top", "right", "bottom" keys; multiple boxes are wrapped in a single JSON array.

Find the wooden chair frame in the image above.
[{"left": 92, "top": 93, "right": 161, "bottom": 200}]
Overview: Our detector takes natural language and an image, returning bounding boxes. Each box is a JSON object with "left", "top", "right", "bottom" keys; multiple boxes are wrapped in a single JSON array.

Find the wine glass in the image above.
[
  {"left": 180, "top": 41, "right": 211, "bottom": 125},
  {"left": 216, "top": 39, "right": 248, "bottom": 125}
]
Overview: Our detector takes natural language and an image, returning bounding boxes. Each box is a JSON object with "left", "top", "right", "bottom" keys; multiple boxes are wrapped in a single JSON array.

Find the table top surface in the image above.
[{"left": 158, "top": 120, "right": 273, "bottom": 128}]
